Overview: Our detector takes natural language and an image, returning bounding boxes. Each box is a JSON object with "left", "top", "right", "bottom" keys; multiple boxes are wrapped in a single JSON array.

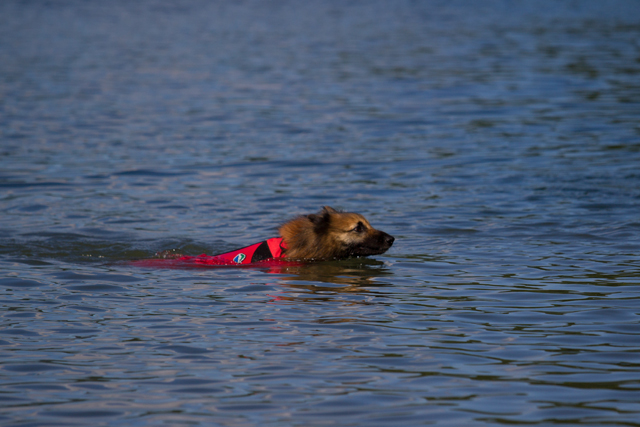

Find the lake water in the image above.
[{"left": 1, "top": 1, "right": 640, "bottom": 425}]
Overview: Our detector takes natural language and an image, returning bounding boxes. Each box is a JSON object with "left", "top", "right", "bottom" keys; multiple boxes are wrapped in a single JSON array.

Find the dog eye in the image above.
[{"left": 352, "top": 222, "right": 366, "bottom": 233}]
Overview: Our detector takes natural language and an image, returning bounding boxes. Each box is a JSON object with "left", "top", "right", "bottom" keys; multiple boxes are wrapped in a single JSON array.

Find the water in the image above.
[{"left": 2, "top": 1, "right": 640, "bottom": 425}]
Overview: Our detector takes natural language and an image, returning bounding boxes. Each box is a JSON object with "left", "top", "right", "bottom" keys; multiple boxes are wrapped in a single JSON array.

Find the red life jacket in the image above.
[{"left": 130, "top": 237, "right": 293, "bottom": 269}]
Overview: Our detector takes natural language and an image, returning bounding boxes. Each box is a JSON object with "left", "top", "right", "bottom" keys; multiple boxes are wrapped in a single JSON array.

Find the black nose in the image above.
[{"left": 385, "top": 234, "right": 395, "bottom": 246}]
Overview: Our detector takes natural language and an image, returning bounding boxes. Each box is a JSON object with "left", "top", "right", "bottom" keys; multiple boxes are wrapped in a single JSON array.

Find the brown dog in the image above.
[
  {"left": 279, "top": 206, "right": 394, "bottom": 260},
  {"left": 134, "top": 206, "right": 394, "bottom": 268}
]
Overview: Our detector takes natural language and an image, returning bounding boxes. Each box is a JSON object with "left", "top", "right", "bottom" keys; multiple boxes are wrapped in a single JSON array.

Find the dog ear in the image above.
[
  {"left": 307, "top": 212, "right": 327, "bottom": 225},
  {"left": 322, "top": 206, "right": 337, "bottom": 214},
  {"left": 307, "top": 207, "right": 332, "bottom": 230}
]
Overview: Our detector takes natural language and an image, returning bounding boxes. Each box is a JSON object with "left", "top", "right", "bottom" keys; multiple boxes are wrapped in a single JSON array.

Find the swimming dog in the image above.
[{"left": 131, "top": 206, "right": 394, "bottom": 267}]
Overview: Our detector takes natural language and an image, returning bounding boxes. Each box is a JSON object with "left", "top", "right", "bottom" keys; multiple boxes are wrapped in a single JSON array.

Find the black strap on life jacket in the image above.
[{"left": 250, "top": 241, "right": 273, "bottom": 263}]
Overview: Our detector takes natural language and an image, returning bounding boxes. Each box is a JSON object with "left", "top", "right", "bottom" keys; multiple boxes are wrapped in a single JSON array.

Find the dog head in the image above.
[{"left": 280, "top": 206, "right": 394, "bottom": 259}]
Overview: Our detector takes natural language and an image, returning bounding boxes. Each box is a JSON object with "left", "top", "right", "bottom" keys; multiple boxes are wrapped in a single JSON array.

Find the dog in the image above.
[
  {"left": 132, "top": 206, "right": 394, "bottom": 268},
  {"left": 279, "top": 206, "right": 395, "bottom": 260}
]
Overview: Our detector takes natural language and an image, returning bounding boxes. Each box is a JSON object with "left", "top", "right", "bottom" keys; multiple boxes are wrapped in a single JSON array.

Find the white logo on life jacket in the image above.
[{"left": 233, "top": 253, "right": 246, "bottom": 263}]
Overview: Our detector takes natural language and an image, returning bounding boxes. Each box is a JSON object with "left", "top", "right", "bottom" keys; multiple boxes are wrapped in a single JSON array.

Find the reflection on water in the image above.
[
  {"left": 2, "top": 0, "right": 640, "bottom": 426},
  {"left": 277, "top": 258, "right": 394, "bottom": 287}
]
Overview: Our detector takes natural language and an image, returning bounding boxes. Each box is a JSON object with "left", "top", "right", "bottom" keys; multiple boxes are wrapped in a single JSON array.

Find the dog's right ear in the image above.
[{"left": 322, "top": 206, "right": 337, "bottom": 214}]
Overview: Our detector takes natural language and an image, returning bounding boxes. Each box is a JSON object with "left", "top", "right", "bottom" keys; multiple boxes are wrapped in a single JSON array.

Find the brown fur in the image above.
[{"left": 279, "top": 206, "right": 394, "bottom": 260}]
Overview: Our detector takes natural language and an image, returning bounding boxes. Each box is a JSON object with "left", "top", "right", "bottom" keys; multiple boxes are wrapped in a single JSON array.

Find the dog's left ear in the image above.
[{"left": 307, "top": 207, "right": 332, "bottom": 229}]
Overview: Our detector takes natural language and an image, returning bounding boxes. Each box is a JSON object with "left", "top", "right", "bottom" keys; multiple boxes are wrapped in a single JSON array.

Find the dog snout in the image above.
[{"left": 384, "top": 233, "right": 395, "bottom": 247}]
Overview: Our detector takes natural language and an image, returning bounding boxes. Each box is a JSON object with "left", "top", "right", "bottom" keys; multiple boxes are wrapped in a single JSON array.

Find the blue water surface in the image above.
[{"left": 1, "top": 1, "right": 640, "bottom": 425}]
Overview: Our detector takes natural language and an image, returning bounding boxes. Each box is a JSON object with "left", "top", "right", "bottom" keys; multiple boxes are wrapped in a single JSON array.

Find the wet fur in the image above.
[{"left": 279, "top": 206, "right": 394, "bottom": 260}]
